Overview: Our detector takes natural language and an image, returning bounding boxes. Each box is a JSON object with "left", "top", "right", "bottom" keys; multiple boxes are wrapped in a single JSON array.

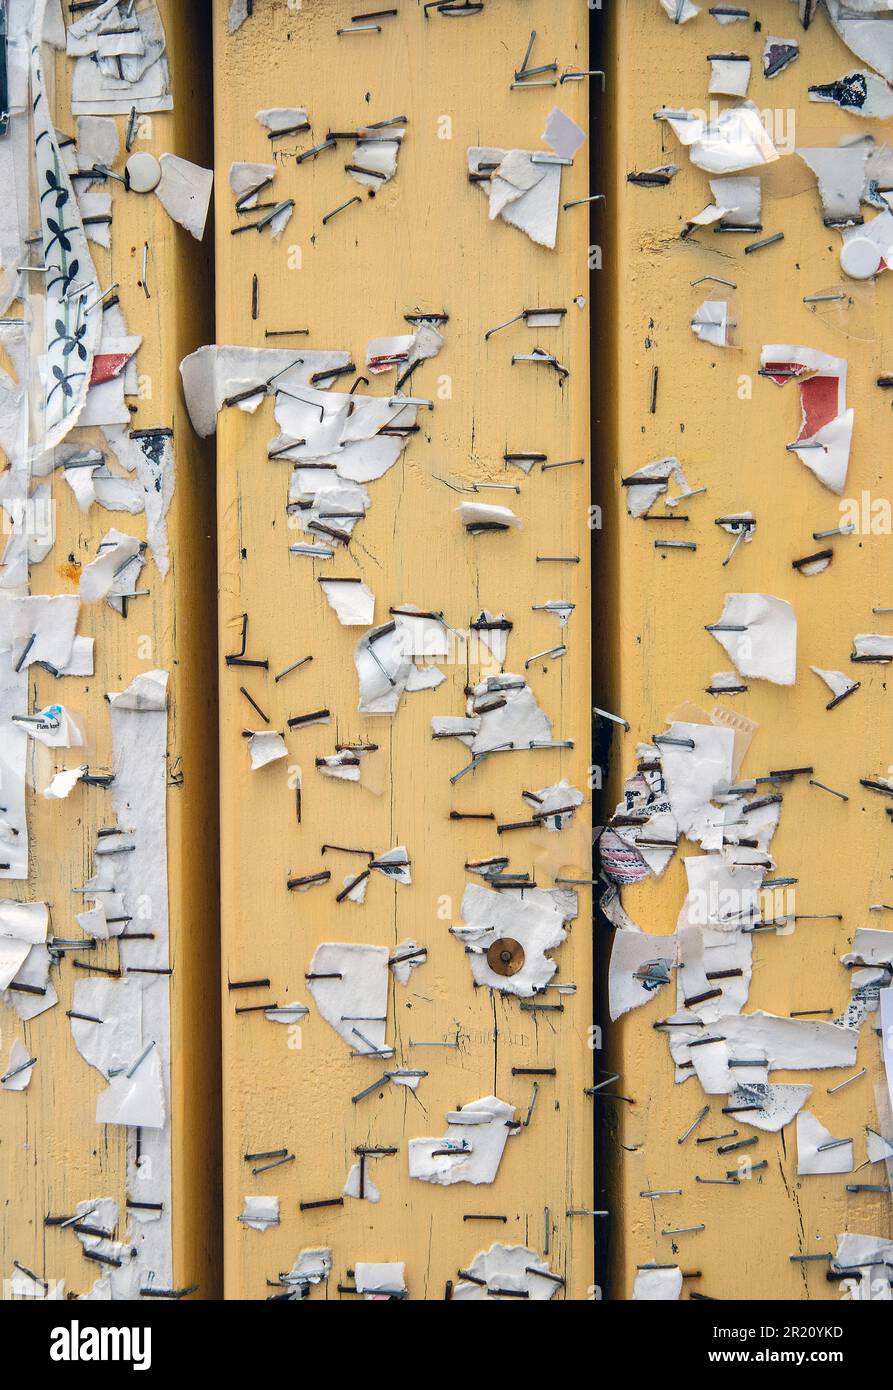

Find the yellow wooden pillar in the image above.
[
  {"left": 603, "top": 0, "right": 892, "bottom": 1301},
  {"left": 212, "top": 0, "right": 594, "bottom": 1300},
  {"left": 0, "top": 1, "right": 219, "bottom": 1300}
]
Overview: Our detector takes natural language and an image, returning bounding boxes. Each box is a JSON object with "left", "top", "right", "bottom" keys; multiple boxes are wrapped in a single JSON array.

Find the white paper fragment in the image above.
[
  {"left": 2, "top": 1038, "right": 35, "bottom": 1091},
  {"left": 307, "top": 943, "right": 390, "bottom": 1054},
  {"left": 452, "top": 1244, "right": 560, "bottom": 1301},
  {"left": 459, "top": 500, "right": 522, "bottom": 532},
  {"left": 542, "top": 108, "right": 587, "bottom": 161},
  {"left": 717, "top": 1012, "right": 858, "bottom": 1071},
  {"left": 228, "top": 0, "right": 249, "bottom": 34},
  {"left": 0, "top": 903, "right": 49, "bottom": 990},
  {"left": 239, "top": 1196, "right": 280, "bottom": 1231},
  {"left": 624, "top": 456, "right": 694, "bottom": 517},
  {"left": 409, "top": 1096, "right": 516, "bottom": 1186},
  {"left": 761, "top": 344, "right": 852, "bottom": 493},
  {"left": 660, "top": 0, "right": 699, "bottom": 20},
  {"left": 810, "top": 70, "right": 893, "bottom": 117},
  {"left": 811, "top": 665, "right": 859, "bottom": 707},
  {"left": 81, "top": 529, "right": 143, "bottom": 602},
  {"left": 257, "top": 107, "right": 308, "bottom": 134},
  {"left": 468, "top": 147, "right": 562, "bottom": 249},
  {"left": 708, "top": 593, "right": 796, "bottom": 685},
  {"left": 454, "top": 882, "right": 570, "bottom": 996},
  {"left": 660, "top": 102, "right": 778, "bottom": 173},
  {"left": 43, "top": 766, "right": 88, "bottom": 800},
  {"left": 692, "top": 299, "right": 733, "bottom": 348},
  {"left": 96, "top": 1043, "right": 165, "bottom": 1129},
  {"left": 354, "top": 1262, "right": 406, "bottom": 1298},
  {"left": 824, "top": 1, "right": 893, "bottom": 85},
  {"left": 609, "top": 930, "right": 676, "bottom": 1020},
  {"left": 709, "top": 56, "right": 751, "bottom": 98},
  {"left": 279, "top": 1249, "right": 332, "bottom": 1298},
  {"left": 797, "top": 1111, "right": 854, "bottom": 1175},
  {"left": 248, "top": 731, "right": 288, "bottom": 770},
  {"left": 633, "top": 1266, "right": 683, "bottom": 1299},
  {"left": 391, "top": 940, "right": 425, "bottom": 986},
  {"left": 68, "top": 0, "right": 172, "bottom": 115},
  {"left": 853, "top": 634, "right": 893, "bottom": 661},
  {"left": 798, "top": 145, "right": 868, "bottom": 225},
  {"left": 343, "top": 1164, "right": 380, "bottom": 1203},
  {"left": 13, "top": 704, "right": 85, "bottom": 749},
  {"left": 155, "top": 154, "right": 213, "bottom": 240},
  {"left": 724, "top": 1082, "right": 812, "bottom": 1131},
  {"left": 319, "top": 580, "right": 374, "bottom": 626},
  {"left": 229, "top": 160, "right": 276, "bottom": 207},
  {"left": 688, "top": 175, "right": 761, "bottom": 230},
  {"left": 178, "top": 347, "right": 351, "bottom": 437}
]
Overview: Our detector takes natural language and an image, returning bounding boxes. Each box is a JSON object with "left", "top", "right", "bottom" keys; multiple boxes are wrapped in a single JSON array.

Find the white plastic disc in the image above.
[
  {"left": 840, "top": 236, "right": 882, "bottom": 281},
  {"left": 126, "top": 151, "right": 162, "bottom": 194}
]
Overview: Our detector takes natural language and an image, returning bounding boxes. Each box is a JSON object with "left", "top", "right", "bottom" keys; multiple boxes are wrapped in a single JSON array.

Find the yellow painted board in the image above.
[
  {"left": 0, "top": 2, "right": 219, "bottom": 1300},
  {"left": 603, "top": 0, "right": 892, "bottom": 1301},
  {"left": 213, "top": 0, "right": 594, "bottom": 1300}
]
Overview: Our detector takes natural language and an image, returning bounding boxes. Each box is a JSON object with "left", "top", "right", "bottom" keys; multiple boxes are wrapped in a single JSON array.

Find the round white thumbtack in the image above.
[
  {"left": 125, "top": 151, "right": 162, "bottom": 194},
  {"left": 839, "top": 235, "right": 882, "bottom": 281}
]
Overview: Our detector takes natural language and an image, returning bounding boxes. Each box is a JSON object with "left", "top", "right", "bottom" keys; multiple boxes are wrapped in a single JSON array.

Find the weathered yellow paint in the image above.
[
  {"left": 213, "top": 0, "right": 593, "bottom": 1299},
  {"left": 602, "top": 0, "right": 892, "bottom": 1301},
  {"left": 0, "top": 2, "right": 219, "bottom": 1299}
]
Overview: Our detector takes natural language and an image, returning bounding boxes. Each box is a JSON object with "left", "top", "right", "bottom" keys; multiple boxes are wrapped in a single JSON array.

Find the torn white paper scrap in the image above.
[
  {"left": 409, "top": 1096, "right": 516, "bottom": 1186},
  {"left": 306, "top": 943, "right": 390, "bottom": 1054},
  {"left": 390, "top": 940, "right": 425, "bottom": 986},
  {"left": 810, "top": 71, "right": 893, "bottom": 118},
  {"left": 229, "top": 161, "right": 276, "bottom": 207},
  {"left": 660, "top": 102, "right": 778, "bottom": 174},
  {"left": 95, "top": 1043, "right": 165, "bottom": 1129},
  {"left": 354, "top": 1263, "right": 406, "bottom": 1298},
  {"left": 659, "top": 0, "right": 699, "bottom": 20},
  {"left": 853, "top": 634, "right": 893, "bottom": 661},
  {"left": 709, "top": 55, "right": 751, "bottom": 98},
  {"left": 633, "top": 1266, "right": 683, "bottom": 1300},
  {"left": 247, "top": 731, "right": 288, "bottom": 770},
  {"left": 798, "top": 145, "right": 868, "bottom": 225},
  {"left": 319, "top": 580, "right": 374, "bottom": 626},
  {"left": 178, "top": 345, "right": 351, "bottom": 437},
  {"left": 459, "top": 501, "right": 522, "bottom": 532},
  {"left": 719, "top": 1012, "right": 858, "bottom": 1071},
  {"left": 763, "top": 37, "right": 799, "bottom": 78},
  {"left": 239, "top": 1196, "right": 280, "bottom": 1231},
  {"left": 13, "top": 704, "right": 85, "bottom": 749},
  {"left": 542, "top": 108, "right": 587, "bottom": 161},
  {"left": 80, "top": 530, "right": 143, "bottom": 602},
  {"left": 2, "top": 1039, "right": 35, "bottom": 1091},
  {"left": 452, "top": 1244, "right": 560, "bottom": 1301},
  {"left": 468, "top": 147, "right": 561, "bottom": 250},
  {"left": 343, "top": 1164, "right": 380, "bottom": 1204},
  {"left": 881, "top": 989, "right": 893, "bottom": 1122},
  {"left": 609, "top": 930, "right": 676, "bottom": 1020},
  {"left": 760, "top": 343, "right": 852, "bottom": 493},
  {"left": 708, "top": 593, "right": 796, "bottom": 685},
  {"left": 661, "top": 723, "right": 735, "bottom": 843},
  {"left": 43, "top": 766, "right": 88, "bottom": 800},
  {"left": 257, "top": 107, "right": 308, "bottom": 134},
  {"left": 692, "top": 299, "right": 733, "bottom": 348},
  {"left": 355, "top": 623, "right": 413, "bottom": 716},
  {"left": 811, "top": 666, "right": 859, "bottom": 709},
  {"left": 471, "top": 674, "right": 552, "bottom": 754},
  {"left": 155, "top": 154, "right": 213, "bottom": 240},
  {"left": 797, "top": 1111, "right": 854, "bottom": 1176},
  {"left": 453, "top": 882, "right": 569, "bottom": 997},
  {"left": 623, "top": 457, "right": 693, "bottom": 518},
  {"left": 824, "top": 0, "right": 893, "bottom": 86},
  {"left": 0, "top": 903, "right": 49, "bottom": 990},
  {"left": 867, "top": 1128, "right": 893, "bottom": 1165},
  {"left": 725, "top": 1082, "right": 812, "bottom": 1132}
]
